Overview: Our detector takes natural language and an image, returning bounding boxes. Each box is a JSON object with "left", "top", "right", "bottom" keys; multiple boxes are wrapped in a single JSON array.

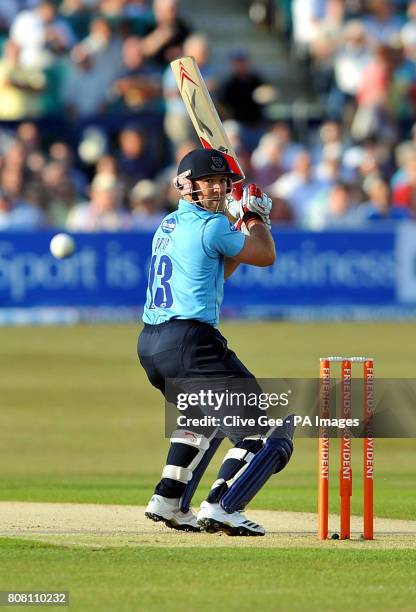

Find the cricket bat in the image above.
[{"left": 170, "top": 56, "right": 245, "bottom": 182}]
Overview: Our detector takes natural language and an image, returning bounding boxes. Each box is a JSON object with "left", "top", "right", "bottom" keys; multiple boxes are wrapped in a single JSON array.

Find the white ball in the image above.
[{"left": 50, "top": 233, "right": 76, "bottom": 259}]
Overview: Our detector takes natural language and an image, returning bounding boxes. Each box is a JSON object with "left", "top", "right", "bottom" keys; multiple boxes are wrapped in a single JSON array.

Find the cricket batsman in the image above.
[{"left": 138, "top": 148, "right": 295, "bottom": 536}]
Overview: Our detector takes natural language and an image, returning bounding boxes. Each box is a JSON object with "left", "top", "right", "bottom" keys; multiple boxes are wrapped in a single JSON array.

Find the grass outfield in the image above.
[
  {"left": 1, "top": 540, "right": 416, "bottom": 611},
  {"left": 0, "top": 322, "right": 415, "bottom": 610}
]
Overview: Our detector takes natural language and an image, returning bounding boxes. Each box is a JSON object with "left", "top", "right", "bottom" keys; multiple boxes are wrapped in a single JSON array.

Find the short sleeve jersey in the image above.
[{"left": 142, "top": 199, "right": 245, "bottom": 326}]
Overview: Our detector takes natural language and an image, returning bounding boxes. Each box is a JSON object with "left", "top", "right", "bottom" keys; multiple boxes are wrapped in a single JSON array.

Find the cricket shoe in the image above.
[
  {"left": 145, "top": 494, "right": 200, "bottom": 532},
  {"left": 197, "top": 501, "right": 265, "bottom": 536}
]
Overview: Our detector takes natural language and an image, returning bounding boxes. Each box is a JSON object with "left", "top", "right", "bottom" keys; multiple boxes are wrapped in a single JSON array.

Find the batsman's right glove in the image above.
[{"left": 227, "top": 183, "right": 272, "bottom": 233}]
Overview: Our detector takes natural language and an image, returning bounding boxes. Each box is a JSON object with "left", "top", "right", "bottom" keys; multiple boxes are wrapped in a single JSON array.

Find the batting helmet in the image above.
[{"left": 175, "top": 148, "right": 241, "bottom": 183}]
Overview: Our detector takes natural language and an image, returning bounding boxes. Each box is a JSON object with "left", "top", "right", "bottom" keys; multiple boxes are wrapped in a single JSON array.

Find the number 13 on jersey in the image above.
[{"left": 148, "top": 254, "right": 173, "bottom": 308}]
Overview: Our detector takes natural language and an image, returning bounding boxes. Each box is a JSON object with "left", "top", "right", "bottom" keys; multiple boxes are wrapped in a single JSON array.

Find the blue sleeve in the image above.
[{"left": 202, "top": 215, "right": 245, "bottom": 258}]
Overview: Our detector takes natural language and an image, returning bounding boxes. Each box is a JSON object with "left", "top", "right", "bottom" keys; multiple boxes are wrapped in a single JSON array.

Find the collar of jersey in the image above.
[{"left": 178, "top": 198, "right": 217, "bottom": 217}]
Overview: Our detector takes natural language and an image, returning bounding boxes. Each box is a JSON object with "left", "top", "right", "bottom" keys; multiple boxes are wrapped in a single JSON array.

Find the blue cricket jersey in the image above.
[{"left": 142, "top": 199, "right": 245, "bottom": 327}]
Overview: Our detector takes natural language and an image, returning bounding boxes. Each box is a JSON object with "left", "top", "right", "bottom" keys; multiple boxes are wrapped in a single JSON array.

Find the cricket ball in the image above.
[{"left": 50, "top": 233, "right": 76, "bottom": 259}]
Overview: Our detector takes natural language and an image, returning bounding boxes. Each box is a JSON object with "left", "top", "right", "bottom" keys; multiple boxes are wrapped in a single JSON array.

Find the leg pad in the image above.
[{"left": 220, "top": 437, "right": 293, "bottom": 513}]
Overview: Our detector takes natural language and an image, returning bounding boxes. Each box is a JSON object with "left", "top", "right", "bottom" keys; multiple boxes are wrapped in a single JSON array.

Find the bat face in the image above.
[{"left": 171, "top": 56, "right": 245, "bottom": 181}]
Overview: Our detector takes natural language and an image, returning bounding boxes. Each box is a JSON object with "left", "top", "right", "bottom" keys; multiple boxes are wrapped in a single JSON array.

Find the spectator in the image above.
[
  {"left": 329, "top": 20, "right": 372, "bottom": 119},
  {"left": 95, "top": 154, "right": 119, "bottom": 177},
  {"left": 3, "top": 140, "right": 27, "bottom": 171},
  {"left": 268, "top": 196, "right": 295, "bottom": 225},
  {"left": 0, "top": 151, "right": 47, "bottom": 230},
  {"left": 390, "top": 141, "right": 416, "bottom": 187},
  {"left": 109, "top": 36, "right": 161, "bottom": 115},
  {"left": 356, "top": 44, "right": 394, "bottom": 108},
  {"left": 66, "top": 173, "right": 133, "bottom": 231},
  {"left": 251, "top": 132, "right": 285, "bottom": 187},
  {"left": 10, "top": 0, "right": 76, "bottom": 69},
  {"left": 116, "top": 125, "right": 158, "bottom": 189},
  {"left": 0, "top": 40, "right": 46, "bottom": 120},
  {"left": 350, "top": 140, "right": 392, "bottom": 190},
  {"left": 218, "top": 49, "right": 266, "bottom": 126},
  {"left": 142, "top": 0, "right": 191, "bottom": 66},
  {"left": 314, "top": 144, "right": 344, "bottom": 184},
  {"left": 362, "top": 0, "right": 404, "bottom": 48},
  {"left": 24, "top": 182, "right": 47, "bottom": 214},
  {"left": 307, "top": 181, "right": 362, "bottom": 229},
  {"left": 77, "top": 126, "right": 108, "bottom": 167},
  {"left": 0, "top": 187, "right": 46, "bottom": 231},
  {"left": 351, "top": 45, "right": 396, "bottom": 142},
  {"left": 308, "top": 0, "right": 345, "bottom": 97},
  {"left": 129, "top": 179, "right": 166, "bottom": 229},
  {"left": 408, "top": 0, "right": 416, "bottom": 22},
  {"left": 392, "top": 150, "right": 416, "bottom": 216},
  {"left": 361, "top": 174, "right": 409, "bottom": 220},
  {"left": 269, "top": 122, "right": 304, "bottom": 172},
  {"left": 310, "top": 120, "right": 344, "bottom": 164},
  {"left": 291, "top": 0, "right": 321, "bottom": 56},
  {"left": 63, "top": 44, "right": 110, "bottom": 118},
  {"left": 71, "top": 16, "right": 123, "bottom": 99},
  {"left": 323, "top": 181, "right": 363, "bottom": 227},
  {"left": 26, "top": 151, "right": 48, "bottom": 182},
  {"left": 16, "top": 122, "right": 41, "bottom": 155},
  {"left": 268, "top": 150, "right": 328, "bottom": 222},
  {"left": 41, "top": 161, "right": 81, "bottom": 227},
  {"left": 49, "top": 141, "right": 88, "bottom": 196},
  {"left": 1, "top": 164, "right": 26, "bottom": 203},
  {"left": 390, "top": 23, "right": 416, "bottom": 127}
]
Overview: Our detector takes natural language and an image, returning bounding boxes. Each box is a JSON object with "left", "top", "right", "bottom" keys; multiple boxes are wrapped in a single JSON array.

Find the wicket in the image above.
[{"left": 318, "top": 356, "right": 375, "bottom": 540}]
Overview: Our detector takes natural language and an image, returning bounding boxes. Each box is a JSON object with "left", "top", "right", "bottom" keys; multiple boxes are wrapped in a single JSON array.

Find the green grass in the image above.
[
  {"left": 0, "top": 540, "right": 415, "bottom": 611},
  {"left": 0, "top": 323, "right": 415, "bottom": 611}
]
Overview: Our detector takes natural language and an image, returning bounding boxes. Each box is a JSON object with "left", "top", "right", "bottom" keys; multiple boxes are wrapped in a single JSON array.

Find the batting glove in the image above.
[{"left": 227, "top": 183, "right": 272, "bottom": 232}]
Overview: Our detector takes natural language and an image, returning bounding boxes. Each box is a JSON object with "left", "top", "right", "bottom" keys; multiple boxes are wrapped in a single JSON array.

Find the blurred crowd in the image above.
[
  {"left": 0, "top": 0, "right": 416, "bottom": 231},
  {"left": 271, "top": 0, "right": 416, "bottom": 227}
]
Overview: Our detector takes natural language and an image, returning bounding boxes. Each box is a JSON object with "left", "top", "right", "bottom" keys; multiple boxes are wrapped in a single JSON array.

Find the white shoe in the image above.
[
  {"left": 145, "top": 494, "right": 200, "bottom": 532},
  {"left": 197, "top": 501, "right": 265, "bottom": 536}
]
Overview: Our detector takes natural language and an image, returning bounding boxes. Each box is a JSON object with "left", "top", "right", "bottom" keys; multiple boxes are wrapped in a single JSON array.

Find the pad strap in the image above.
[
  {"left": 171, "top": 429, "right": 210, "bottom": 450},
  {"left": 162, "top": 465, "right": 192, "bottom": 483}
]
